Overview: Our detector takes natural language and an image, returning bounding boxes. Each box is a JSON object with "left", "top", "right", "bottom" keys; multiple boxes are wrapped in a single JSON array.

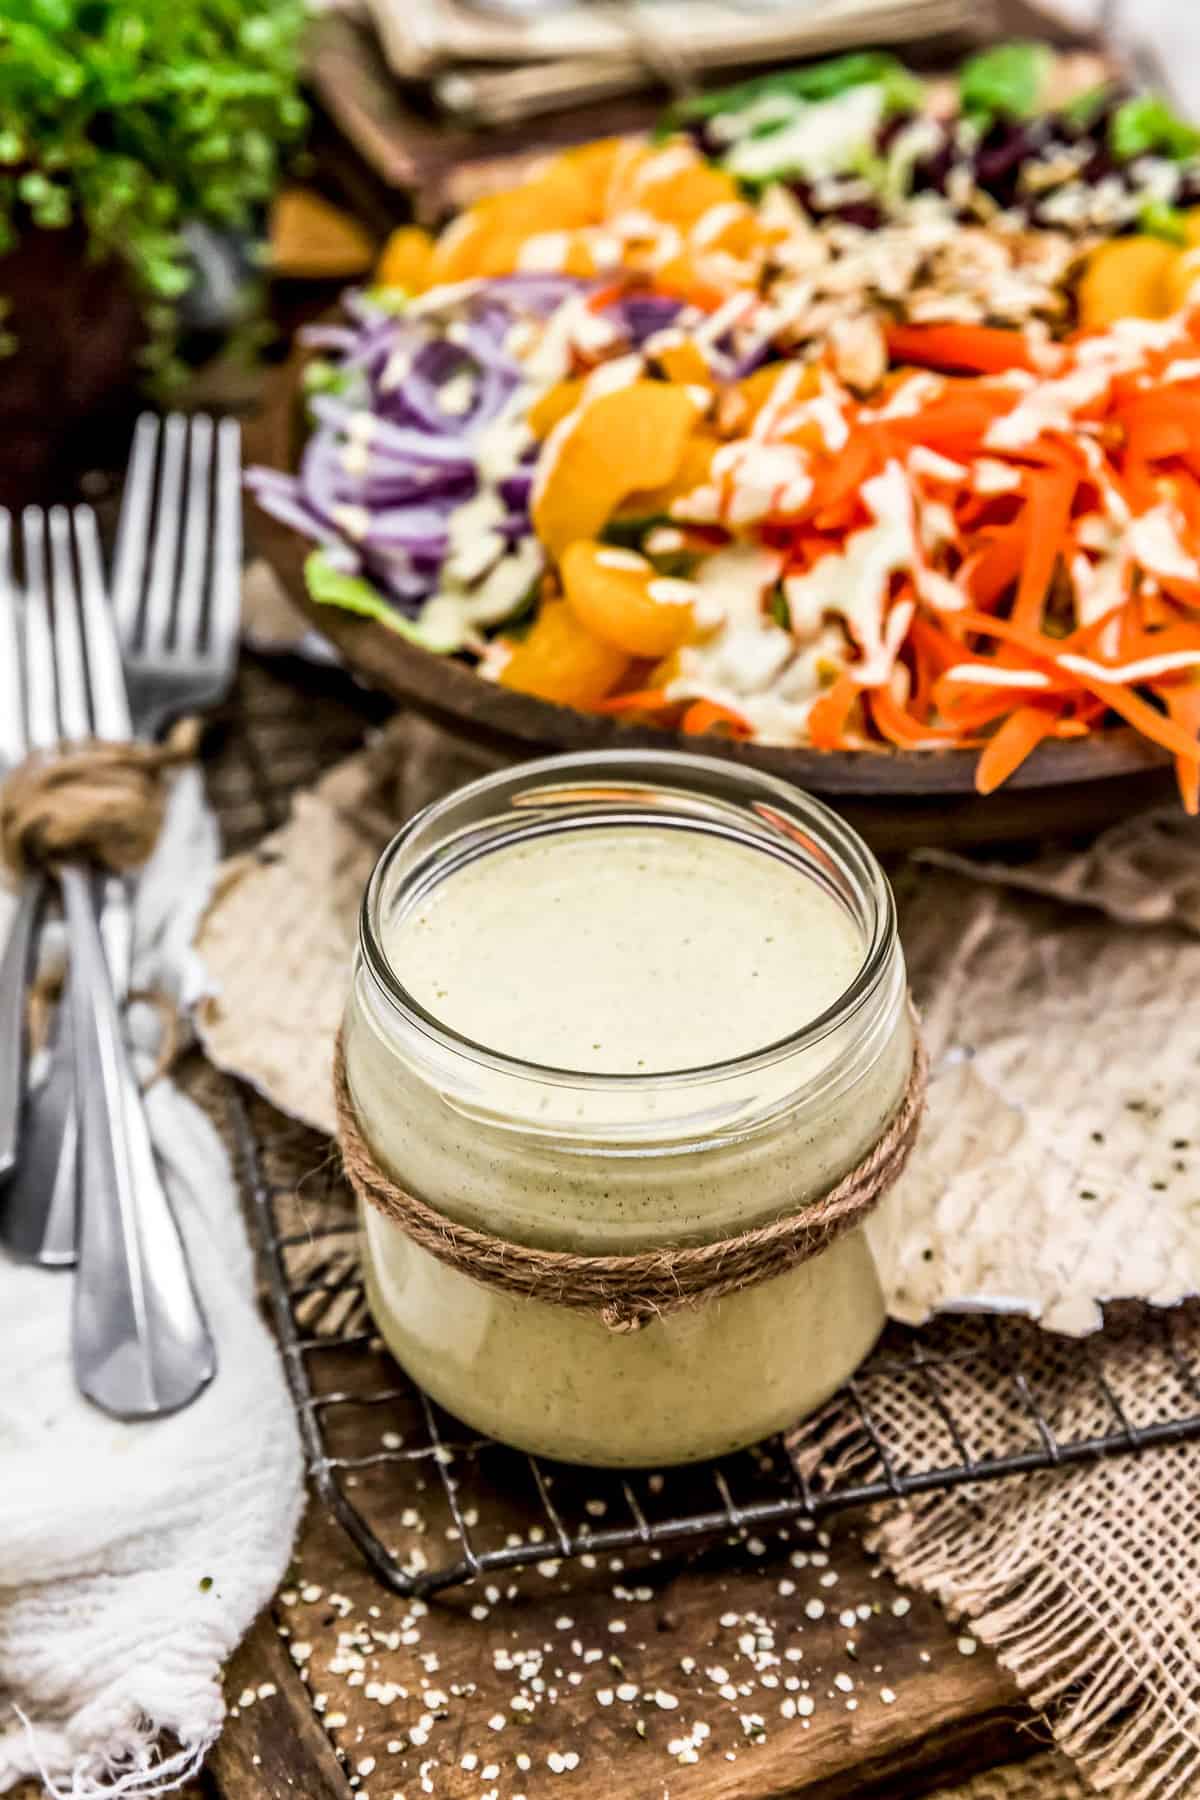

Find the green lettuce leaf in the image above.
[
  {"left": 1061, "top": 82, "right": 1114, "bottom": 129},
  {"left": 1111, "top": 95, "right": 1200, "bottom": 163},
  {"left": 958, "top": 42, "right": 1053, "bottom": 125},
  {"left": 304, "top": 550, "right": 461, "bottom": 653},
  {"left": 659, "top": 51, "right": 921, "bottom": 133},
  {"left": 1139, "top": 198, "right": 1190, "bottom": 243}
]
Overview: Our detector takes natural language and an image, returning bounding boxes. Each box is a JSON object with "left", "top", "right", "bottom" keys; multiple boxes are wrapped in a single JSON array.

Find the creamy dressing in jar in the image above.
[{"left": 344, "top": 752, "right": 912, "bottom": 1466}]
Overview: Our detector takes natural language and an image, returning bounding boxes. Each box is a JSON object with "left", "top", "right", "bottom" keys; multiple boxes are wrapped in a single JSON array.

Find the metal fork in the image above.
[
  {"left": 1, "top": 413, "right": 242, "bottom": 1268},
  {"left": 0, "top": 510, "right": 95, "bottom": 1264},
  {"left": 0, "top": 516, "right": 43, "bottom": 1191},
  {"left": 113, "top": 412, "right": 242, "bottom": 738},
  {"left": 26, "top": 503, "right": 216, "bottom": 1416}
]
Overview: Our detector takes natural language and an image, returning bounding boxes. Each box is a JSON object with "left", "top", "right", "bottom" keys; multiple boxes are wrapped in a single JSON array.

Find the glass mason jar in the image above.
[{"left": 343, "top": 751, "right": 912, "bottom": 1468}]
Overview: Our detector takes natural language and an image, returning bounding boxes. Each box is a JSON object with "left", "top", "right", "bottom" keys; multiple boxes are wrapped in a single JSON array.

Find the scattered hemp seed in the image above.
[
  {"left": 881, "top": 1688, "right": 897, "bottom": 1704},
  {"left": 958, "top": 1635, "right": 978, "bottom": 1656},
  {"left": 804, "top": 1599, "right": 825, "bottom": 1620},
  {"left": 892, "top": 1597, "right": 911, "bottom": 1617}
]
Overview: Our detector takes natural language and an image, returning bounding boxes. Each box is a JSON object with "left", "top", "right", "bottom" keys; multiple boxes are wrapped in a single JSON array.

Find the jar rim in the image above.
[{"left": 358, "top": 749, "right": 897, "bottom": 1092}]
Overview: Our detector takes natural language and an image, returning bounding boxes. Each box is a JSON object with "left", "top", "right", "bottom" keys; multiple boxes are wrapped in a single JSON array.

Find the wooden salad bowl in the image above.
[{"left": 247, "top": 341, "right": 1175, "bottom": 853}]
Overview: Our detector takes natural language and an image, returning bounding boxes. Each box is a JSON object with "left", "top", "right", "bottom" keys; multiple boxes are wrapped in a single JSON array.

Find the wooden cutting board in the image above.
[{"left": 210, "top": 1502, "right": 1036, "bottom": 1800}]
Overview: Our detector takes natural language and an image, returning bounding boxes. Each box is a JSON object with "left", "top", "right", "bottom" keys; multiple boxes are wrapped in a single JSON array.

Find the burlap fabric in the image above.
[
  {"left": 197, "top": 694, "right": 1200, "bottom": 1797},
  {"left": 934, "top": 1755, "right": 1089, "bottom": 1800}
]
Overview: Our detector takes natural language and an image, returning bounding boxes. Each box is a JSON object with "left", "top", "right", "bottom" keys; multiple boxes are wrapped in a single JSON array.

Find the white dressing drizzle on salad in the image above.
[
  {"left": 782, "top": 463, "right": 914, "bottom": 684},
  {"left": 726, "top": 84, "right": 887, "bottom": 184}
]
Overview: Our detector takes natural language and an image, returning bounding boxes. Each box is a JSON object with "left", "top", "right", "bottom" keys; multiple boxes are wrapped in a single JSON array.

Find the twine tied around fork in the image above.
[
  {"left": 26, "top": 965, "right": 183, "bottom": 1090},
  {"left": 333, "top": 1022, "right": 928, "bottom": 1334},
  {"left": 0, "top": 718, "right": 200, "bottom": 880}
]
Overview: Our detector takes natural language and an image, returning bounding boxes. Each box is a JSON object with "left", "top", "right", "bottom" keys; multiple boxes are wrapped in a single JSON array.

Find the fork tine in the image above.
[
  {"left": 173, "top": 414, "right": 213, "bottom": 659},
  {"left": 0, "top": 512, "right": 24, "bottom": 764},
  {"left": 208, "top": 416, "right": 243, "bottom": 672},
  {"left": 75, "top": 506, "right": 132, "bottom": 743},
  {"left": 48, "top": 507, "right": 90, "bottom": 743},
  {"left": 21, "top": 509, "right": 57, "bottom": 750},
  {"left": 141, "top": 412, "right": 188, "bottom": 655},
  {"left": 112, "top": 413, "right": 160, "bottom": 651}
]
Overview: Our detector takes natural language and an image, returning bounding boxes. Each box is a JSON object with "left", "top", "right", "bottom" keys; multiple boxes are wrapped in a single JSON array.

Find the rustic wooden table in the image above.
[{"left": 34, "top": 12, "right": 1106, "bottom": 1772}]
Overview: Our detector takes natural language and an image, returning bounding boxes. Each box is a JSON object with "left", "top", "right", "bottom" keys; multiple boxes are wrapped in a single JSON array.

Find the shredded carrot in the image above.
[
  {"left": 868, "top": 687, "right": 964, "bottom": 748},
  {"left": 1079, "top": 677, "right": 1200, "bottom": 763},
  {"left": 1163, "top": 684, "right": 1200, "bottom": 812},
  {"left": 1011, "top": 470, "right": 1075, "bottom": 631},
  {"left": 483, "top": 277, "right": 1200, "bottom": 793},
  {"left": 807, "top": 672, "right": 860, "bottom": 750},
  {"left": 586, "top": 279, "right": 634, "bottom": 315},
  {"left": 884, "top": 323, "right": 1046, "bottom": 376},
  {"left": 680, "top": 699, "right": 752, "bottom": 737},
  {"left": 974, "top": 705, "right": 1060, "bottom": 794},
  {"left": 593, "top": 687, "right": 672, "bottom": 715}
]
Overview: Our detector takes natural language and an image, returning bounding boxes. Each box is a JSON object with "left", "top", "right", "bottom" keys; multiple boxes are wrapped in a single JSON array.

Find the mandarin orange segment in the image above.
[
  {"left": 1078, "top": 236, "right": 1179, "bottom": 329},
  {"left": 428, "top": 166, "right": 597, "bottom": 284},
  {"left": 1166, "top": 251, "right": 1200, "bottom": 314},
  {"left": 527, "top": 378, "right": 585, "bottom": 440},
  {"left": 428, "top": 210, "right": 492, "bottom": 286},
  {"left": 376, "top": 225, "right": 436, "bottom": 294},
  {"left": 557, "top": 137, "right": 641, "bottom": 216},
  {"left": 630, "top": 155, "right": 740, "bottom": 230},
  {"left": 619, "top": 430, "right": 720, "bottom": 517},
  {"left": 721, "top": 363, "right": 821, "bottom": 434},
  {"left": 498, "top": 600, "right": 630, "bottom": 706},
  {"left": 690, "top": 203, "right": 763, "bottom": 259},
  {"left": 649, "top": 338, "right": 711, "bottom": 386},
  {"left": 532, "top": 381, "right": 702, "bottom": 558},
  {"left": 561, "top": 540, "right": 696, "bottom": 658}
]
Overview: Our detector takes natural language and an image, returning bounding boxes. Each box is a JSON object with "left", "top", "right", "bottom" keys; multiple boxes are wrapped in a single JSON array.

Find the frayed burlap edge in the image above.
[{"left": 870, "top": 1446, "right": 1200, "bottom": 1800}]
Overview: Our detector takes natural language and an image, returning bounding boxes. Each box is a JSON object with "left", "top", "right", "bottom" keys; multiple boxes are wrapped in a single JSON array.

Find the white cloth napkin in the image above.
[{"left": 0, "top": 770, "right": 304, "bottom": 1798}]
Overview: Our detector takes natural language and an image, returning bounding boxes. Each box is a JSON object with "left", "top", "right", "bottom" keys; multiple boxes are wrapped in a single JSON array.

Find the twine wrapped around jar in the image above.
[{"left": 333, "top": 1020, "right": 927, "bottom": 1334}]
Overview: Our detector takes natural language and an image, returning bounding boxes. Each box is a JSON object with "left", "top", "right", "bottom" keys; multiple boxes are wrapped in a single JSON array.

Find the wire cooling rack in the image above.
[{"left": 207, "top": 655, "right": 1200, "bottom": 1599}]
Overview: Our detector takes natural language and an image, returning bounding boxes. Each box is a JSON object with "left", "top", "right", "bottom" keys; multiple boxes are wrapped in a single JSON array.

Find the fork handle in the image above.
[
  {"left": 3, "top": 871, "right": 134, "bottom": 1267},
  {"left": 63, "top": 865, "right": 216, "bottom": 1418},
  {"left": 0, "top": 879, "right": 42, "bottom": 1183}
]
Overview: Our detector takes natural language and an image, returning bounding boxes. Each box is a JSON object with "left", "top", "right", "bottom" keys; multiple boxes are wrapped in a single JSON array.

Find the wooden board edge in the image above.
[{"left": 209, "top": 1611, "right": 350, "bottom": 1800}]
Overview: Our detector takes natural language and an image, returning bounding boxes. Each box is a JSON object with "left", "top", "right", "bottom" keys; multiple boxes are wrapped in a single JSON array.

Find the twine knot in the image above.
[
  {"left": 0, "top": 718, "right": 200, "bottom": 879},
  {"left": 334, "top": 1019, "right": 927, "bottom": 1333}
]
